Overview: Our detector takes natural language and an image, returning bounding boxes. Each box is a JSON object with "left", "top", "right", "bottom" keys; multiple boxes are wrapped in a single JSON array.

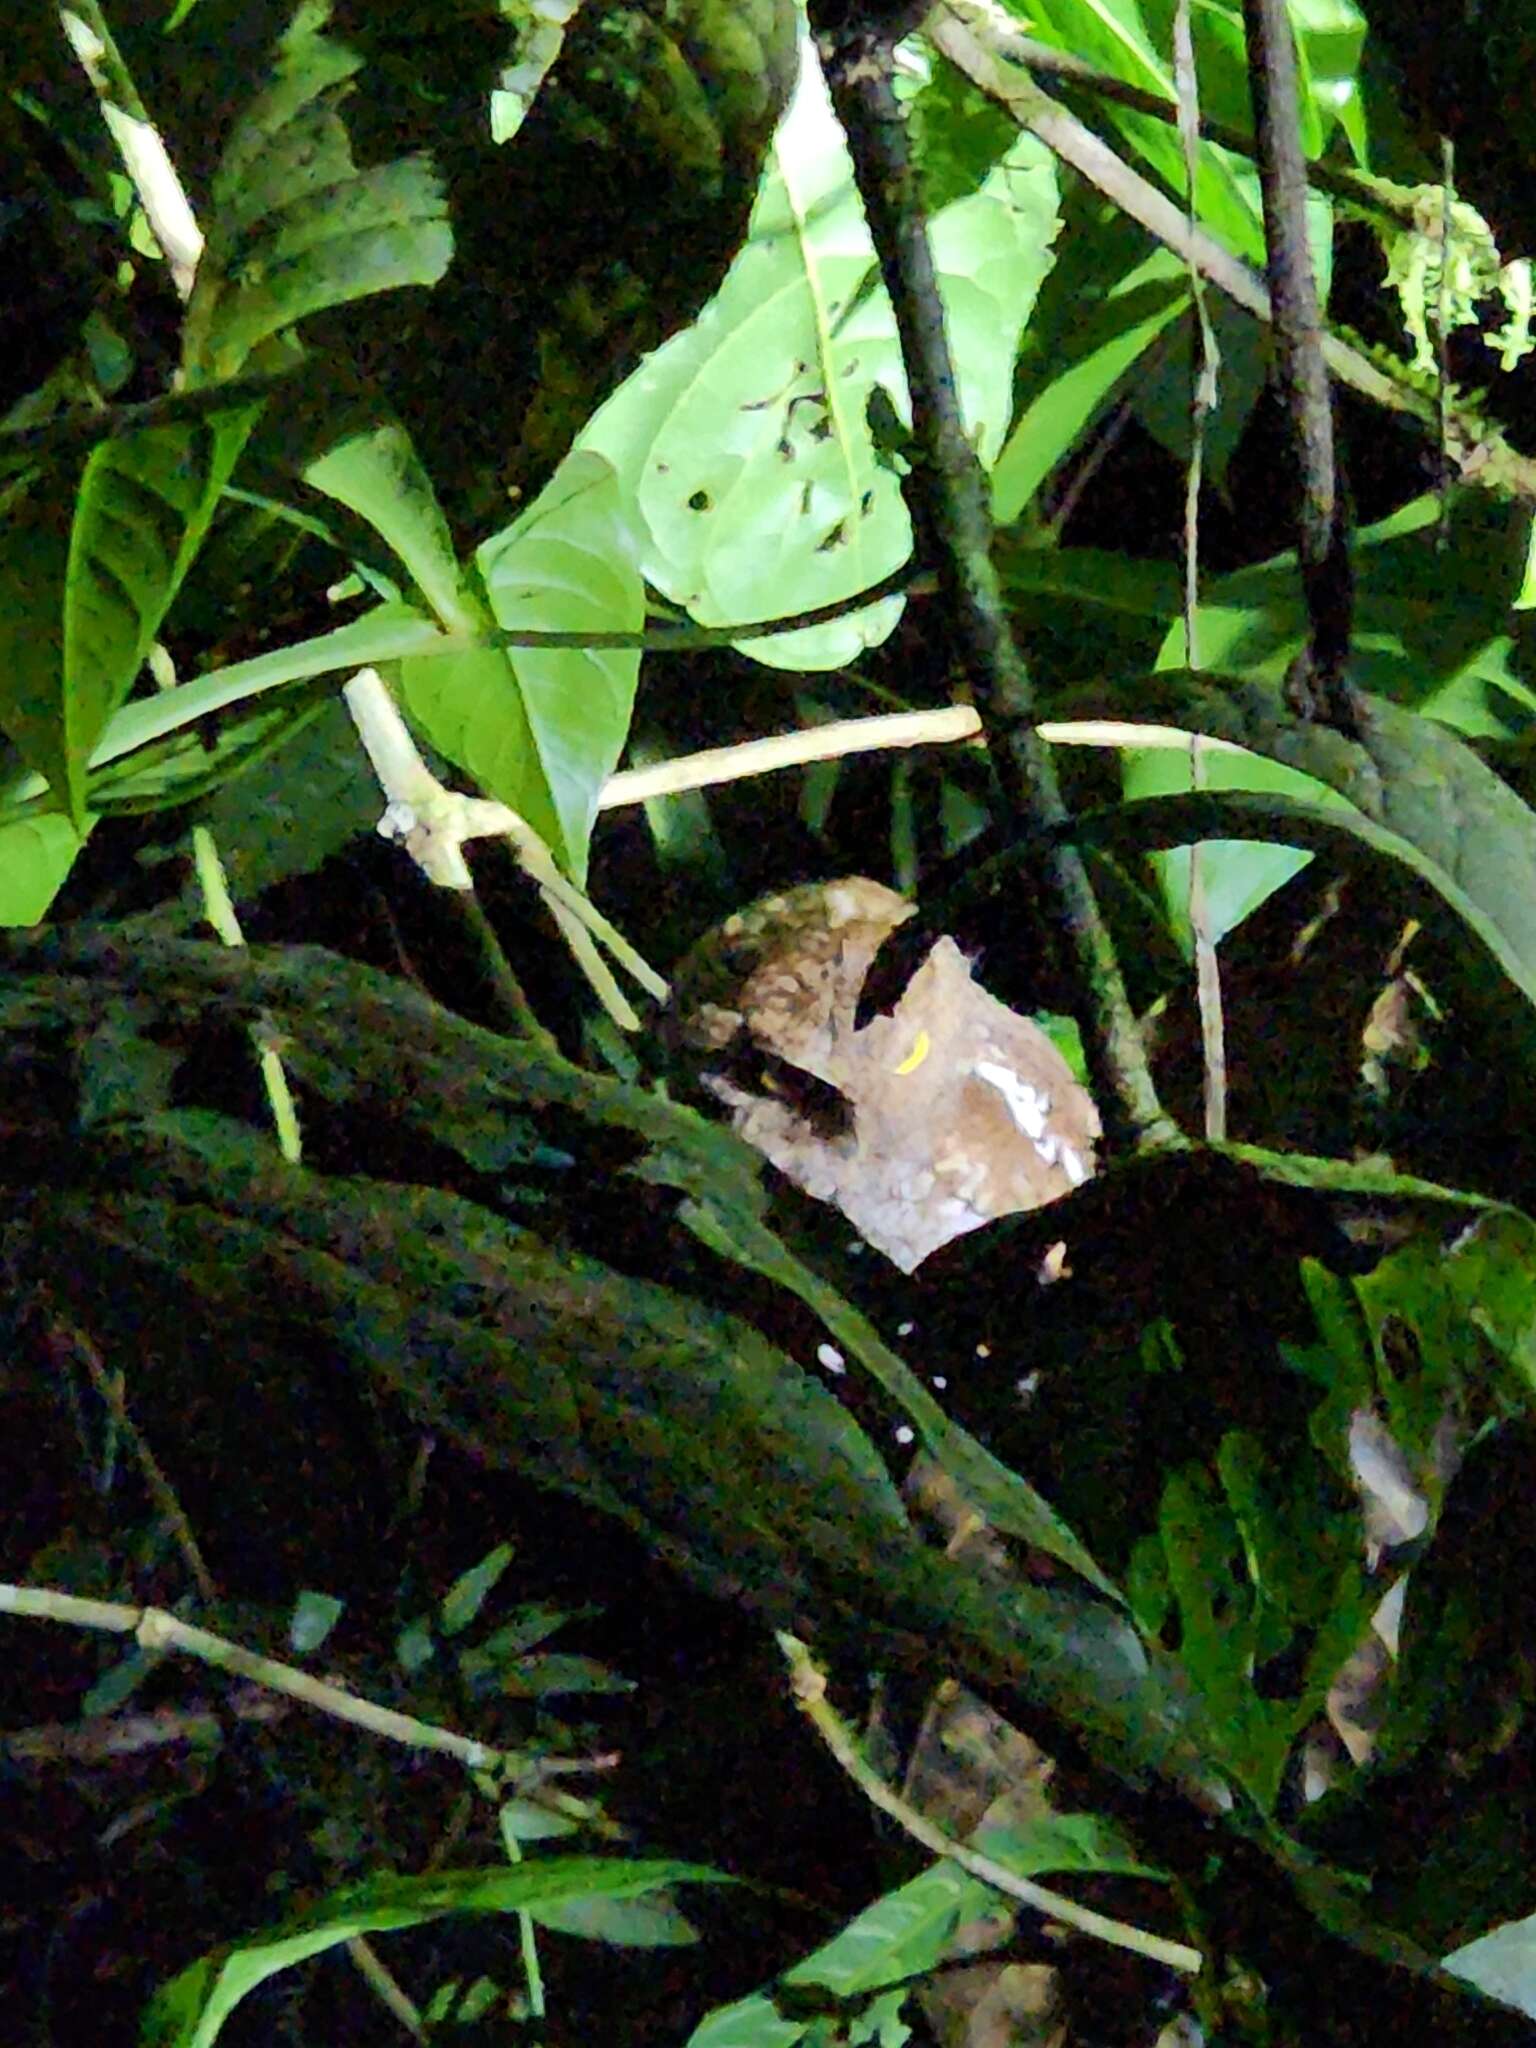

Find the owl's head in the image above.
[{"left": 670, "top": 878, "right": 1099, "bottom": 1271}]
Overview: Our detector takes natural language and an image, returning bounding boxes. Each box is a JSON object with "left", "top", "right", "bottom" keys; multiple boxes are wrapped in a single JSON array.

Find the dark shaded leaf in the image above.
[{"left": 180, "top": 11, "right": 451, "bottom": 384}]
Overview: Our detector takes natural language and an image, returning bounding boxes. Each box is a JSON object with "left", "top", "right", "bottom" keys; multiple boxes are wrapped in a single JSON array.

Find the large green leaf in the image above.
[
  {"left": 1088, "top": 679, "right": 1536, "bottom": 1010},
  {"left": 1018, "top": 0, "right": 1267, "bottom": 262},
  {"left": 579, "top": 51, "right": 1059, "bottom": 669},
  {"left": 0, "top": 407, "right": 258, "bottom": 826},
  {"left": 994, "top": 235, "right": 1189, "bottom": 525},
  {"left": 1078, "top": 772, "right": 1536, "bottom": 1011},
  {"left": 179, "top": 7, "right": 451, "bottom": 384},
  {"left": 141, "top": 1857, "right": 724, "bottom": 2047},
  {"left": 401, "top": 451, "right": 645, "bottom": 879},
  {"left": 999, "top": 495, "right": 1532, "bottom": 738},
  {"left": 1154, "top": 493, "right": 1534, "bottom": 737}
]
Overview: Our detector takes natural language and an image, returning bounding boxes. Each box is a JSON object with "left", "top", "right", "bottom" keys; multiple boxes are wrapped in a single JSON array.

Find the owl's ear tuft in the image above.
[{"left": 852, "top": 909, "right": 940, "bottom": 1026}]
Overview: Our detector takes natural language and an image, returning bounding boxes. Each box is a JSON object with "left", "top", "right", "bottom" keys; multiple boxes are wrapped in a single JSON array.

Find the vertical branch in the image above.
[
  {"left": 1172, "top": 0, "right": 1228, "bottom": 1142},
  {"left": 1241, "top": 0, "right": 1357, "bottom": 730},
  {"left": 60, "top": 0, "right": 203, "bottom": 293},
  {"left": 1434, "top": 139, "right": 1456, "bottom": 554},
  {"left": 809, "top": 4, "right": 1176, "bottom": 1150}
]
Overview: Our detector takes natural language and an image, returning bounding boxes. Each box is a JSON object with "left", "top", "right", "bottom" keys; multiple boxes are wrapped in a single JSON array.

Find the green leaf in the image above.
[
  {"left": 994, "top": 241, "right": 1189, "bottom": 525},
  {"left": 688, "top": 1807, "right": 1157, "bottom": 2048},
  {"left": 288, "top": 1590, "right": 343, "bottom": 1655},
  {"left": 139, "top": 1858, "right": 727, "bottom": 2046},
  {"left": 498, "top": 1798, "right": 579, "bottom": 1845},
  {"left": 1021, "top": 0, "right": 1268, "bottom": 262},
  {"left": 1129, "top": 289, "right": 1274, "bottom": 486},
  {"left": 0, "top": 809, "right": 89, "bottom": 926},
  {"left": 395, "top": 1617, "right": 435, "bottom": 1675},
  {"left": 180, "top": 8, "right": 451, "bottom": 385},
  {"left": 579, "top": 62, "right": 1058, "bottom": 670},
  {"left": 401, "top": 451, "right": 644, "bottom": 879},
  {"left": 905, "top": 48, "right": 1020, "bottom": 210},
  {"left": 187, "top": 693, "right": 382, "bottom": 901},
  {"left": 494, "top": 1653, "right": 634, "bottom": 1699},
  {"left": 1155, "top": 1462, "right": 1296, "bottom": 1808},
  {"left": 1446, "top": 1912, "right": 1536, "bottom": 2019},
  {"left": 1122, "top": 736, "right": 1355, "bottom": 950},
  {"left": 689, "top": 1860, "right": 995, "bottom": 2048},
  {"left": 463, "top": 1603, "right": 592, "bottom": 1669},
  {"left": 0, "top": 407, "right": 257, "bottom": 826},
  {"left": 1156, "top": 493, "right": 1534, "bottom": 738},
  {"left": 84, "top": 1644, "right": 161, "bottom": 1719},
  {"left": 530, "top": 1890, "right": 697, "bottom": 1945},
  {"left": 1000, "top": 493, "right": 1532, "bottom": 736},
  {"left": 1074, "top": 731, "right": 1536, "bottom": 1015},
  {"left": 84, "top": 685, "right": 332, "bottom": 819},
  {"left": 304, "top": 422, "right": 482, "bottom": 635},
  {"left": 440, "top": 1542, "right": 516, "bottom": 1637},
  {"left": 971, "top": 1807, "right": 1164, "bottom": 1882},
  {"left": 79, "top": 602, "right": 447, "bottom": 783}
]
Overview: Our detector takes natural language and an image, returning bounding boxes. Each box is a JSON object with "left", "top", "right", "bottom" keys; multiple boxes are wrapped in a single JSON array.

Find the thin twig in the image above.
[
  {"left": 344, "top": 668, "right": 666, "bottom": 1025},
  {"left": 1, "top": 1581, "right": 515, "bottom": 1772},
  {"left": 346, "top": 1934, "right": 427, "bottom": 2041},
  {"left": 601, "top": 706, "right": 983, "bottom": 806},
  {"left": 190, "top": 820, "right": 304, "bottom": 1162},
  {"left": 50, "top": 1316, "right": 219, "bottom": 1603},
  {"left": 1435, "top": 140, "right": 1456, "bottom": 553},
  {"left": 928, "top": 0, "right": 1536, "bottom": 504},
  {"left": 1173, "top": 0, "right": 1228, "bottom": 1143},
  {"left": 778, "top": 1633, "right": 1203, "bottom": 1977},
  {"left": 597, "top": 711, "right": 1249, "bottom": 812}
]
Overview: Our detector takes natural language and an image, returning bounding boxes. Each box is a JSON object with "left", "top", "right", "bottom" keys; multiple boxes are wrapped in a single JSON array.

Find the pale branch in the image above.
[
  {"left": 779, "top": 1632, "right": 1204, "bottom": 1977},
  {"left": 928, "top": 0, "right": 1536, "bottom": 504}
]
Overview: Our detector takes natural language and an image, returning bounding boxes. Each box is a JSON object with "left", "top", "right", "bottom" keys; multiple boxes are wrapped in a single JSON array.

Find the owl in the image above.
[{"left": 669, "top": 878, "right": 1100, "bottom": 1272}]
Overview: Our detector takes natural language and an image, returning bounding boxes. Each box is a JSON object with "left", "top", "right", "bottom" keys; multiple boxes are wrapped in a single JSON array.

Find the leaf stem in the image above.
[{"left": 777, "top": 1633, "right": 1203, "bottom": 1976}]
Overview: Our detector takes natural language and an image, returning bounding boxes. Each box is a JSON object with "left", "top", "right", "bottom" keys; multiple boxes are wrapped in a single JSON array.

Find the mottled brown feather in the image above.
[{"left": 671, "top": 878, "right": 1099, "bottom": 1271}]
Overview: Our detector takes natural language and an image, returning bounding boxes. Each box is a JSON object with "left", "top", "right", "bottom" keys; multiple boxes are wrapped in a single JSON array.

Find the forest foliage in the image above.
[{"left": 6, "top": 1, "right": 1536, "bottom": 2042}]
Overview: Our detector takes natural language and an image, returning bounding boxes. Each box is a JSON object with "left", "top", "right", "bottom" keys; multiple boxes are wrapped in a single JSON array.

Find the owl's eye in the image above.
[
  {"left": 893, "top": 1029, "right": 931, "bottom": 1076},
  {"left": 749, "top": 1054, "right": 853, "bottom": 1140}
]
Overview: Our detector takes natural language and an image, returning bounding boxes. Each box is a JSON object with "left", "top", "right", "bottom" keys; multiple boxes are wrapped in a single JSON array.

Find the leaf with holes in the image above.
[{"left": 580, "top": 50, "right": 1059, "bottom": 670}]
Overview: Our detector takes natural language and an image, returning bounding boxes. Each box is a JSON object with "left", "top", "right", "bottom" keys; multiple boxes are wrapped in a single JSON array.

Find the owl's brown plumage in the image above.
[{"left": 671, "top": 878, "right": 1100, "bottom": 1271}]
